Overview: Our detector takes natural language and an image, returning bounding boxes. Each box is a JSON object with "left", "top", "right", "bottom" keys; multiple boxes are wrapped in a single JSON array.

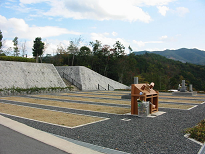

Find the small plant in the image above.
[
  {"left": 0, "top": 86, "right": 73, "bottom": 96},
  {"left": 185, "top": 119, "right": 205, "bottom": 143},
  {"left": 137, "top": 99, "right": 142, "bottom": 103}
]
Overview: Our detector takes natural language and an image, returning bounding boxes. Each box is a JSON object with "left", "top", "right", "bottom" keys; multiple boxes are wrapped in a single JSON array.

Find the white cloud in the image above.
[
  {"left": 175, "top": 7, "right": 189, "bottom": 17},
  {"left": 0, "top": 15, "right": 81, "bottom": 40},
  {"left": 159, "top": 35, "right": 181, "bottom": 42},
  {"left": 144, "top": 48, "right": 164, "bottom": 51},
  {"left": 19, "top": 0, "right": 152, "bottom": 23},
  {"left": 133, "top": 40, "right": 146, "bottom": 47},
  {"left": 2, "top": 40, "right": 14, "bottom": 50},
  {"left": 103, "top": 32, "right": 110, "bottom": 36},
  {"left": 133, "top": 0, "right": 176, "bottom": 6},
  {"left": 19, "top": 0, "right": 49, "bottom": 4},
  {"left": 157, "top": 6, "right": 169, "bottom": 16},
  {"left": 11, "top": 0, "right": 178, "bottom": 23},
  {"left": 20, "top": 0, "right": 177, "bottom": 6},
  {"left": 160, "top": 35, "right": 168, "bottom": 40},
  {"left": 0, "top": 15, "right": 81, "bottom": 56},
  {"left": 90, "top": 32, "right": 130, "bottom": 53},
  {"left": 91, "top": 33, "right": 117, "bottom": 45},
  {"left": 112, "top": 32, "right": 118, "bottom": 36},
  {"left": 3, "top": 38, "right": 72, "bottom": 57},
  {"left": 133, "top": 40, "right": 163, "bottom": 47}
]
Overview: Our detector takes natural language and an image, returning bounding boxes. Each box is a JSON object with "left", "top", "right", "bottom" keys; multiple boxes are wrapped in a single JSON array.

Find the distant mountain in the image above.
[{"left": 133, "top": 48, "right": 205, "bottom": 65}]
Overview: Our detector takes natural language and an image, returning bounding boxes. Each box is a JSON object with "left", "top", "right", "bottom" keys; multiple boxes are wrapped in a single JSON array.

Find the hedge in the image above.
[{"left": 0, "top": 56, "right": 35, "bottom": 62}]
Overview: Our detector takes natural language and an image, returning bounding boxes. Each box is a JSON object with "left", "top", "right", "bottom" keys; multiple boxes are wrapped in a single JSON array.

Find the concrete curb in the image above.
[
  {"left": 0, "top": 115, "right": 103, "bottom": 154},
  {"left": 198, "top": 143, "right": 205, "bottom": 154}
]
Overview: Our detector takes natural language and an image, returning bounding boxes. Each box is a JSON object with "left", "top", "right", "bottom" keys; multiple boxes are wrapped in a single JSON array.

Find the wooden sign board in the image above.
[{"left": 131, "top": 84, "right": 159, "bottom": 115}]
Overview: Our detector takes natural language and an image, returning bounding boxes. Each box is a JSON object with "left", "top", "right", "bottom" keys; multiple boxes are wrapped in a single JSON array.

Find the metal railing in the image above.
[
  {"left": 98, "top": 84, "right": 106, "bottom": 90},
  {"left": 59, "top": 72, "right": 82, "bottom": 90},
  {"left": 108, "top": 84, "right": 115, "bottom": 91}
]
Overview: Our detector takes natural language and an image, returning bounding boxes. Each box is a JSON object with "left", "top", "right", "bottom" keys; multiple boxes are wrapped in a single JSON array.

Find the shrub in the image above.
[
  {"left": 0, "top": 56, "right": 35, "bottom": 62},
  {"left": 185, "top": 119, "right": 205, "bottom": 143},
  {"left": 0, "top": 86, "right": 73, "bottom": 95}
]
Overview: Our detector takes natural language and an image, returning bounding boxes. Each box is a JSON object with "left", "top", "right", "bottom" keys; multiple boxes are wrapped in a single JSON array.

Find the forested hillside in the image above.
[
  {"left": 43, "top": 51, "right": 205, "bottom": 91},
  {"left": 2, "top": 31, "right": 203, "bottom": 91},
  {"left": 133, "top": 48, "right": 205, "bottom": 65}
]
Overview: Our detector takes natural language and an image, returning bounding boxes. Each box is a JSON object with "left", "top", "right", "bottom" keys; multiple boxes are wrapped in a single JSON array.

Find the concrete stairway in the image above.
[
  {"left": 62, "top": 78, "right": 80, "bottom": 91},
  {"left": 55, "top": 66, "right": 128, "bottom": 91}
]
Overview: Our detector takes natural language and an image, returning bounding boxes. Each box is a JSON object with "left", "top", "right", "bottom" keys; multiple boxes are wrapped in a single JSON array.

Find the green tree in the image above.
[
  {"left": 13, "top": 37, "right": 20, "bottom": 56},
  {"left": 128, "top": 45, "right": 133, "bottom": 54},
  {"left": 78, "top": 46, "right": 91, "bottom": 67},
  {"left": 67, "top": 41, "right": 78, "bottom": 66},
  {"left": 113, "top": 41, "right": 125, "bottom": 57},
  {"left": 89, "top": 40, "right": 102, "bottom": 54},
  {"left": 32, "top": 37, "right": 44, "bottom": 63},
  {"left": 79, "top": 46, "right": 91, "bottom": 56},
  {"left": 21, "top": 40, "right": 27, "bottom": 57},
  {"left": 0, "top": 30, "right": 3, "bottom": 55},
  {"left": 67, "top": 37, "right": 82, "bottom": 66}
]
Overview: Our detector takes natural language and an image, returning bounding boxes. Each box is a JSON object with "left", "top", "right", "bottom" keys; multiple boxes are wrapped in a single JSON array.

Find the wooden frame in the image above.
[{"left": 131, "top": 84, "right": 159, "bottom": 115}]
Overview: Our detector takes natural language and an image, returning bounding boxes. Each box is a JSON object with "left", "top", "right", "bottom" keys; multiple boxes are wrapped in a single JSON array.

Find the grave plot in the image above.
[
  {"left": 158, "top": 93, "right": 205, "bottom": 110},
  {"left": 0, "top": 91, "right": 204, "bottom": 154},
  {"left": 31, "top": 94, "right": 131, "bottom": 105},
  {"left": 0, "top": 96, "right": 130, "bottom": 114},
  {"left": 158, "top": 103, "right": 195, "bottom": 110},
  {"left": 59, "top": 92, "right": 121, "bottom": 99},
  {"left": 77, "top": 91, "right": 131, "bottom": 96},
  {"left": 160, "top": 95, "right": 205, "bottom": 100},
  {"left": 76, "top": 91, "right": 130, "bottom": 95},
  {"left": 0, "top": 91, "right": 202, "bottom": 130},
  {"left": 95, "top": 91, "right": 130, "bottom": 94},
  {"left": 159, "top": 98, "right": 202, "bottom": 104},
  {"left": 32, "top": 92, "right": 200, "bottom": 110},
  {"left": 159, "top": 93, "right": 172, "bottom": 95},
  {"left": 0, "top": 102, "right": 105, "bottom": 128}
]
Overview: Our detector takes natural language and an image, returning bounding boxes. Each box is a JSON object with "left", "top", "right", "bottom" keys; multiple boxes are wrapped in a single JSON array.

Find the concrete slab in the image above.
[{"left": 125, "top": 111, "right": 166, "bottom": 118}]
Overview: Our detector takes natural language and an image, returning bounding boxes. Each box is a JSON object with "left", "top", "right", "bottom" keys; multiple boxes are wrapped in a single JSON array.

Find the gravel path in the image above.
[{"left": 0, "top": 92, "right": 204, "bottom": 154}]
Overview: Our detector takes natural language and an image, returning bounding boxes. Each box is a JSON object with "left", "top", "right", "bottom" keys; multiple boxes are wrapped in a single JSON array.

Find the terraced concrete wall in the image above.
[
  {"left": 0, "top": 61, "right": 66, "bottom": 89},
  {"left": 55, "top": 66, "right": 128, "bottom": 90}
]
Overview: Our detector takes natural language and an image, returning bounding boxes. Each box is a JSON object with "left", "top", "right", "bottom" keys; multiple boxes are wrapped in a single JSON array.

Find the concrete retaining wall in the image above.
[
  {"left": 0, "top": 61, "right": 66, "bottom": 89},
  {"left": 55, "top": 66, "right": 128, "bottom": 90}
]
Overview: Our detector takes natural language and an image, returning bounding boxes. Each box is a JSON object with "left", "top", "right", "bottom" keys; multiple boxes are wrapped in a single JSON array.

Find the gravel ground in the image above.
[{"left": 0, "top": 92, "right": 204, "bottom": 154}]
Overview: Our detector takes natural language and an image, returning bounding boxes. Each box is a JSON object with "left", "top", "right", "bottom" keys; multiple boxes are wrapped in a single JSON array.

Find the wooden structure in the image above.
[{"left": 131, "top": 84, "right": 159, "bottom": 115}]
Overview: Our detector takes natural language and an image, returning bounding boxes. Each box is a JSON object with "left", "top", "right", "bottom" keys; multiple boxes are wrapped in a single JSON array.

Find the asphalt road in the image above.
[{"left": 0, "top": 124, "right": 70, "bottom": 154}]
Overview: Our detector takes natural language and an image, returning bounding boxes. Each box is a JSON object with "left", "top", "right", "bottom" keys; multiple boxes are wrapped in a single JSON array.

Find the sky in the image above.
[{"left": 0, "top": 0, "right": 205, "bottom": 57}]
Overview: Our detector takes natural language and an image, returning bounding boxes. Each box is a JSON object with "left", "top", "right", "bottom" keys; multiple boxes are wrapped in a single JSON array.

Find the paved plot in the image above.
[{"left": 0, "top": 91, "right": 204, "bottom": 154}]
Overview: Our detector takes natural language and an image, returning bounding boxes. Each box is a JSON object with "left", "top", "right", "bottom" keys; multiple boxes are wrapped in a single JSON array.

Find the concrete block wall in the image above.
[
  {"left": 55, "top": 66, "right": 128, "bottom": 90},
  {"left": 0, "top": 61, "right": 66, "bottom": 89}
]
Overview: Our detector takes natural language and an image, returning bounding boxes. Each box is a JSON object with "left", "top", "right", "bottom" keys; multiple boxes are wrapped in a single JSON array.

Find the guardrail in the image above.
[
  {"left": 98, "top": 84, "right": 106, "bottom": 90},
  {"left": 108, "top": 84, "right": 115, "bottom": 91},
  {"left": 97, "top": 84, "right": 115, "bottom": 91},
  {"left": 59, "top": 72, "right": 82, "bottom": 90}
]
